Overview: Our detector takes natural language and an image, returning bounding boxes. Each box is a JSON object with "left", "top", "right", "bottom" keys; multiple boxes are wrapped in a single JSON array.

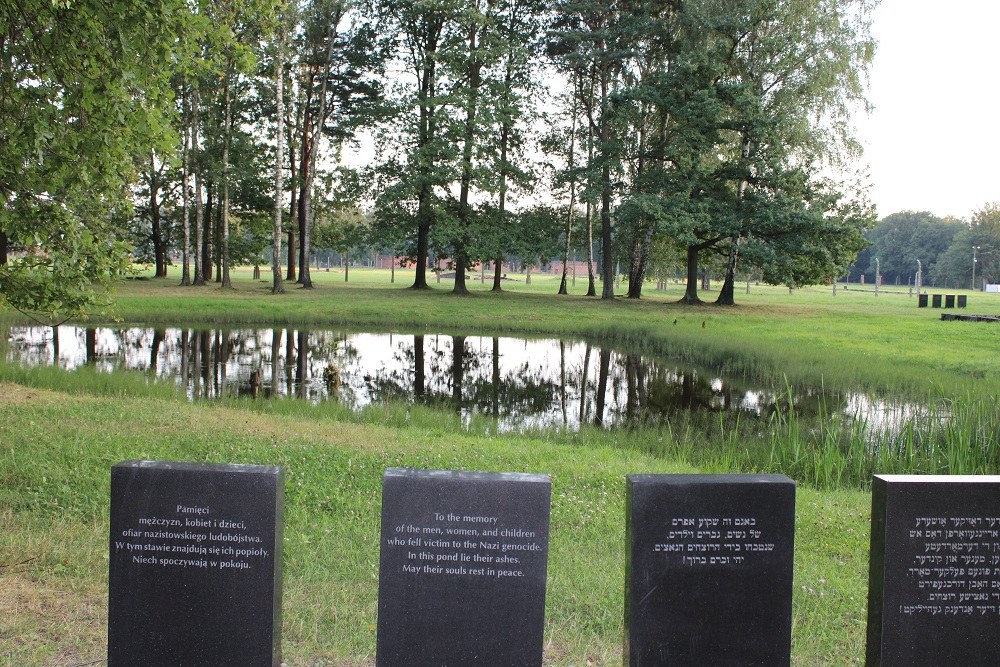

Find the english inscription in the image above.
[{"left": 376, "top": 468, "right": 551, "bottom": 667}]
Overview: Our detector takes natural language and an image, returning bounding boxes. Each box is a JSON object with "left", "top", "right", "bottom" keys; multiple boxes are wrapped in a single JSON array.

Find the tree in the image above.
[
  {"left": 371, "top": 0, "right": 459, "bottom": 290},
  {"left": 313, "top": 167, "right": 371, "bottom": 281},
  {"left": 936, "top": 204, "right": 1000, "bottom": 290},
  {"left": 287, "top": 1, "right": 385, "bottom": 288},
  {"left": 132, "top": 151, "right": 180, "bottom": 278},
  {"left": 483, "top": 0, "right": 543, "bottom": 293},
  {"left": 861, "top": 211, "right": 962, "bottom": 286},
  {"left": 742, "top": 177, "right": 874, "bottom": 288},
  {"left": 549, "top": 1, "right": 636, "bottom": 299},
  {"left": 445, "top": 1, "right": 493, "bottom": 295},
  {"left": 0, "top": 0, "right": 187, "bottom": 320},
  {"left": 605, "top": 0, "right": 875, "bottom": 305},
  {"left": 509, "top": 205, "right": 564, "bottom": 280},
  {"left": 179, "top": 89, "right": 194, "bottom": 286},
  {"left": 271, "top": 4, "right": 288, "bottom": 294},
  {"left": 711, "top": 0, "right": 877, "bottom": 305}
]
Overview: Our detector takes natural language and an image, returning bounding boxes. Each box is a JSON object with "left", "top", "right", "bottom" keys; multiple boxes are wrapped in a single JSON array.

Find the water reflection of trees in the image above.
[{"left": 4, "top": 325, "right": 907, "bottom": 433}]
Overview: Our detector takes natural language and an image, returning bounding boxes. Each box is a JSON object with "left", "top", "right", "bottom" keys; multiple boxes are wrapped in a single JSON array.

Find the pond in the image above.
[{"left": 3, "top": 325, "right": 925, "bottom": 435}]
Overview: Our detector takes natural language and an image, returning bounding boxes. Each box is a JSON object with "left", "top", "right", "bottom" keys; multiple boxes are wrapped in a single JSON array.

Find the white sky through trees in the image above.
[
  {"left": 346, "top": 2, "right": 999, "bottom": 221},
  {"left": 856, "top": 0, "right": 1000, "bottom": 220}
]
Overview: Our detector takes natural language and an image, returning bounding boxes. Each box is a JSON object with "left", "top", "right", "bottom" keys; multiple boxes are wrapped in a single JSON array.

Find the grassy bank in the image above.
[
  {"left": 2, "top": 268, "right": 997, "bottom": 663},
  {"left": 4, "top": 267, "right": 1000, "bottom": 489},
  {"left": 31, "top": 265, "right": 1000, "bottom": 398},
  {"left": 0, "top": 381, "right": 869, "bottom": 666}
]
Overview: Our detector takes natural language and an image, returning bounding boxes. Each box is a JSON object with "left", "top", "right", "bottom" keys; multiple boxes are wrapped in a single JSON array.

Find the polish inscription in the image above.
[
  {"left": 113, "top": 502, "right": 270, "bottom": 572},
  {"left": 107, "top": 460, "right": 284, "bottom": 667},
  {"left": 900, "top": 515, "right": 1000, "bottom": 617}
]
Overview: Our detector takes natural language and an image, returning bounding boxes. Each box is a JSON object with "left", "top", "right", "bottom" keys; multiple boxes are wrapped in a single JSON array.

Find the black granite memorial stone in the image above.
[
  {"left": 945, "top": 294, "right": 956, "bottom": 308},
  {"left": 108, "top": 460, "right": 284, "bottom": 666},
  {"left": 867, "top": 475, "right": 1000, "bottom": 666},
  {"left": 958, "top": 294, "right": 968, "bottom": 308},
  {"left": 625, "top": 474, "right": 796, "bottom": 666},
  {"left": 932, "top": 294, "right": 942, "bottom": 308},
  {"left": 376, "top": 468, "right": 551, "bottom": 667},
  {"left": 918, "top": 293, "right": 929, "bottom": 308}
]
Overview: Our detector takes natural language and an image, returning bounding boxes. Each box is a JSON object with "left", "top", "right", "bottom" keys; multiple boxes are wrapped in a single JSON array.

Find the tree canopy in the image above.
[
  {"left": 1, "top": 0, "right": 890, "bottom": 315},
  {"left": 0, "top": 0, "right": 187, "bottom": 320}
]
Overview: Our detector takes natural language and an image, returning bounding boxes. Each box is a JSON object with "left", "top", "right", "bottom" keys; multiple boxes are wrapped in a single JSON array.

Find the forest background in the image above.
[{"left": 0, "top": 0, "right": 891, "bottom": 320}]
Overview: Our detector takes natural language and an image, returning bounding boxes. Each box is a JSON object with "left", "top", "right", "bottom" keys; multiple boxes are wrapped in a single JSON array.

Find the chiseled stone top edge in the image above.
[
  {"left": 875, "top": 474, "right": 1000, "bottom": 483},
  {"left": 627, "top": 473, "right": 795, "bottom": 485},
  {"left": 384, "top": 467, "right": 549, "bottom": 483},
  {"left": 113, "top": 460, "right": 283, "bottom": 476}
]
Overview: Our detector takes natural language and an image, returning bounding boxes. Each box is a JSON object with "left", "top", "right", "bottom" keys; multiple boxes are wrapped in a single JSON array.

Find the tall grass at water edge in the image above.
[
  {"left": 767, "top": 388, "right": 1000, "bottom": 489},
  {"left": 3, "top": 359, "right": 998, "bottom": 492}
]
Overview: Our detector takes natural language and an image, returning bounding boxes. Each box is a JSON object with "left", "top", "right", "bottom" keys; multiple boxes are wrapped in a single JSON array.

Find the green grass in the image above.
[
  {"left": 2, "top": 266, "right": 997, "bottom": 664},
  {"left": 66, "top": 266, "right": 995, "bottom": 399},
  {"left": 0, "top": 382, "right": 871, "bottom": 666}
]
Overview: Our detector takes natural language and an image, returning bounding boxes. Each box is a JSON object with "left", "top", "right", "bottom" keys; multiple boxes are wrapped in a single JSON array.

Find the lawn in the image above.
[{"left": 1, "top": 267, "right": 997, "bottom": 665}]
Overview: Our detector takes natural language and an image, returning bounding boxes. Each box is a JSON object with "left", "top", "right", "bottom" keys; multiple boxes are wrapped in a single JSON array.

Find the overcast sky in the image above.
[{"left": 855, "top": 1, "right": 1000, "bottom": 220}]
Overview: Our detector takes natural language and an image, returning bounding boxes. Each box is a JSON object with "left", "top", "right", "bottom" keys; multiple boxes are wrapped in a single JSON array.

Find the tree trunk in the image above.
[
  {"left": 271, "top": 15, "right": 285, "bottom": 295},
  {"left": 453, "top": 19, "right": 483, "bottom": 297},
  {"left": 413, "top": 206, "right": 431, "bottom": 290},
  {"left": 680, "top": 244, "right": 702, "bottom": 304},
  {"left": 493, "top": 255, "right": 503, "bottom": 291},
  {"left": 586, "top": 201, "right": 596, "bottom": 296},
  {"left": 411, "top": 20, "right": 442, "bottom": 291},
  {"left": 286, "top": 145, "right": 297, "bottom": 281},
  {"left": 149, "top": 151, "right": 167, "bottom": 278},
  {"left": 220, "top": 70, "right": 233, "bottom": 289},
  {"left": 627, "top": 222, "right": 655, "bottom": 299},
  {"left": 300, "top": 17, "right": 340, "bottom": 291},
  {"left": 213, "top": 193, "right": 222, "bottom": 283},
  {"left": 287, "top": 197, "right": 297, "bottom": 282},
  {"left": 296, "top": 76, "right": 312, "bottom": 285},
  {"left": 492, "top": 23, "right": 517, "bottom": 295},
  {"left": 558, "top": 218, "right": 572, "bottom": 295},
  {"left": 180, "top": 90, "right": 192, "bottom": 286},
  {"left": 454, "top": 256, "right": 469, "bottom": 294},
  {"left": 0, "top": 231, "right": 7, "bottom": 266},
  {"left": 192, "top": 87, "right": 205, "bottom": 286},
  {"left": 716, "top": 133, "right": 751, "bottom": 306},
  {"left": 584, "top": 98, "right": 597, "bottom": 298},
  {"left": 599, "top": 58, "right": 614, "bottom": 300},
  {"left": 203, "top": 184, "right": 213, "bottom": 282},
  {"left": 297, "top": 183, "right": 306, "bottom": 283},
  {"left": 300, "top": 180, "right": 314, "bottom": 288},
  {"left": 558, "top": 81, "right": 578, "bottom": 296},
  {"left": 716, "top": 238, "right": 740, "bottom": 306}
]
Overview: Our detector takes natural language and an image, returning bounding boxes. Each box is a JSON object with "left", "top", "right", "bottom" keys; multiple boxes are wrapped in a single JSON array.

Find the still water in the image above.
[{"left": 4, "top": 325, "right": 922, "bottom": 433}]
